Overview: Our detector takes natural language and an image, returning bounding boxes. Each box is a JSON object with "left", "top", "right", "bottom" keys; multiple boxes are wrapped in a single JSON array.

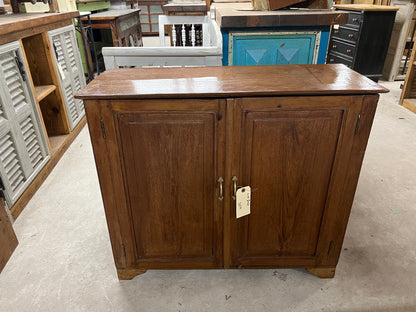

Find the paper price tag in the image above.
[
  {"left": 57, "top": 63, "right": 65, "bottom": 80},
  {"left": 236, "top": 186, "right": 251, "bottom": 219}
]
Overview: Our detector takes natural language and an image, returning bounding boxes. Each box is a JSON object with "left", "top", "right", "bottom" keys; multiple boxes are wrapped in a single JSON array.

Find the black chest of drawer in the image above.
[{"left": 326, "top": 7, "right": 397, "bottom": 82}]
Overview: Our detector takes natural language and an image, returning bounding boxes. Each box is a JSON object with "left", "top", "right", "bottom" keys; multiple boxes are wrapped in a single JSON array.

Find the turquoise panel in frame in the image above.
[{"left": 229, "top": 31, "right": 321, "bottom": 66}]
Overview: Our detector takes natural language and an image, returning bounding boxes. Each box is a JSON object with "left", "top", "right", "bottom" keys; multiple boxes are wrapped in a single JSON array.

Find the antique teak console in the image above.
[{"left": 76, "top": 65, "right": 387, "bottom": 280}]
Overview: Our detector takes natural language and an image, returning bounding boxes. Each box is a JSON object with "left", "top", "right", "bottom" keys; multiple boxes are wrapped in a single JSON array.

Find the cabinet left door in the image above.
[
  {"left": 0, "top": 41, "right": 50, "bottom": 208},
  {"left": 85, "top": 99, "right": 226, "bottom": 278},
  {"left": 48, "top": 25, "right": 86, "bottom": 130}
]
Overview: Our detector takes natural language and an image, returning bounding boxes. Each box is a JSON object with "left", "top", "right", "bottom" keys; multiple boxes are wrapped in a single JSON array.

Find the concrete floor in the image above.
[{"left": 0, "top": 80, "right": 415, "bottom": 312}]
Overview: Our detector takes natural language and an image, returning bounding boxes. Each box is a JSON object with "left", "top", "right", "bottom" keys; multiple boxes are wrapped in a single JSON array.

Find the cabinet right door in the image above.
[{"left": 229, "top": 95, "right": 365, "bottom": 268}]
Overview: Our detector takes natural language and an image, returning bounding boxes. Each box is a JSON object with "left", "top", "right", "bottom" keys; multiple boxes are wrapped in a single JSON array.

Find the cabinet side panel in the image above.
[
  {"left": 237, "top": 109, "right": 343, "bottom": 258},
  {"left": 116, "top": 112, "right": 218, "bottom": 262},
  {"left": 316, "top": 95, "right": 379, "bottom": 266}
]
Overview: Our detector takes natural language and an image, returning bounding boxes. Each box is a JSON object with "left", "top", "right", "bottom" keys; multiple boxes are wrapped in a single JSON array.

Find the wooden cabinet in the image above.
[
  {"left": 0, "top": 13, "right": 87, "bottom": 219},
  {"left": 83, "top": 9, "right": 143, "bottom": 48},
  {"left": 76, "top": 65, "right": 387, "bottom": 280},
  {"left": 214, "top": 3, "right": 349, "bottom": 66},
  {"left": 327, "top": 4, "right": 398, "bottom": 82}
]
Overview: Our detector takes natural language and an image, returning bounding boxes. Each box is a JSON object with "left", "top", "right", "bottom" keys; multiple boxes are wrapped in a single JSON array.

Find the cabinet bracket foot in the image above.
[
  {"left": 305, "top": 267, "right": 336, "bottom": 278},
  {"left": 117, "top": 268, "right": 147, "bottom": 280}
]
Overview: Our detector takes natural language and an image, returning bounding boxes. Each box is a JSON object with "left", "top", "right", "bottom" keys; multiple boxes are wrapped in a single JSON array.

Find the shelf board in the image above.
[
  {"left": 48, "top": 134, "right": 68, "bottom": 155},
  {"left": 402, "top": 98, "right": 416, "bottom": 114},
  {"left": 35, "top": 85, "right": 56, "bottom": 102}
]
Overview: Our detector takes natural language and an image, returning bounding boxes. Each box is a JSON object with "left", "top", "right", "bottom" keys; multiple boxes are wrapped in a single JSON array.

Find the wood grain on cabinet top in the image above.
[
  {"left": 86, "top": 9, "right": 141, "bottom": 21},
  {"left": 214, "top": 3, "right": 348, "bottom": 28},
  {"left": 75, "top": 64, "right": 388, "bottom": 100},
  {"left": 334, "top": 4, "right": 399, "bottom": 12},
  {"left": 0, "top": 12, "right": 79, "bottom": 35},
  {"left": 163, "top": 3, "right": 207, "bottom": 13}
]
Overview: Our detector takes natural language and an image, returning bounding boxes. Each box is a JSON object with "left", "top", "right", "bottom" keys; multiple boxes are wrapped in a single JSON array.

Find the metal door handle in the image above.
[
  {"left": 217, "top": 177, "right": 224, "bottom": 201},
  {"left": 232, "top": 176, "right": 238, "bottom": 200}
]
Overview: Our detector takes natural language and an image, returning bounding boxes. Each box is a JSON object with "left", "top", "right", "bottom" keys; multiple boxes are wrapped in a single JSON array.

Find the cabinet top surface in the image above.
[
  {"left": 163, "top": 3, "right": 207, "bottom": 12},
  {"left": 88, "top": 9, "right": 141, "bottom": 20},
  {"left": 215, "top": 3, "right": 349, "bottom": 28},
  {"left": 0, "top": 12, "right": 79, "bottom": 36},
  {"left": 334, "top": 4, "right": 399, "bottom": 11},
  {"left": 75, "top": 64, "right": 388, "bottom": 100}
]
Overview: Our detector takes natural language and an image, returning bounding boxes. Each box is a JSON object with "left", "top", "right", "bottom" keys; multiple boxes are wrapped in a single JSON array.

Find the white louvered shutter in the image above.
[
  {"left": 48, "top": 25, "right": 86, "bottom": 130},
  {"left": 0, "top": 41, "right": 50, "bottom": 207}
]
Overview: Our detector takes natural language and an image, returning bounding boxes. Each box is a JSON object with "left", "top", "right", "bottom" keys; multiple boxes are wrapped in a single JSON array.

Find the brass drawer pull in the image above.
[
  {"left": 347, "top": 49, "right": 352, "bottom": 53},
  {"left": 348, "top": 34, "right": 354, "bottom": 38},
  {"left": 329, "top": 58, "right": 334, "bottom": 62},
  {"left": 334, "top": 30, "right": 339, "bottom": 34},
  {"left": 332, "top": 45, "right": 337, "bottom": 48},
  {"left": 232, "top": 176, "right": 238, "bottom": 200},
  {"left": 217, "top": 177, "right": 224, "bottom": 201},
  {"left": 352, "top": 18, "right": 358, "bottom": 22}
]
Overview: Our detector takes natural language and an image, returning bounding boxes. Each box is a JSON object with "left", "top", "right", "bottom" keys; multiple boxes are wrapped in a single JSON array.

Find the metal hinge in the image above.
[
  {"left": 14, "top": 51, "right": 26, "bottom": 82},
  {"left": 0, "top": 177, "right": 5, "bottom": 202},
  {"left": 52, "top": 42, "right": 59, "bottom": 60},
  {"left": 121, "top": 244, "right": 126, "bottom": 257},
  {"left": 355, "top": 114, "right": 361, "bottom": 135},
  {"left": 100, "top": 118, "right": 107, "bottom": 139},
  {"left": 327, "top": 241, "right": 334, "bottom": 256}
]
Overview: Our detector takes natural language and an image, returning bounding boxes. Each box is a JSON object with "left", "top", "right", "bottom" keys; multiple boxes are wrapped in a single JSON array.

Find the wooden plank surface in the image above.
[
  {"left": 35, "top": 85, "right": 57, "bottom": 102},
  {"left": 0, "top": 12, "right": 79, "bottom": 35},
  {"left": 0, "top": 13, "right": 77, "bottom": 45},
  {"left": 0, "top": 199, "right": 18, "bottom": 274},
  {"left": 214, "top": 2, "right": 348, "bottom": 28},
  {"left": 402, "top": 99, "right": 416, "bottom": 114},
  {"left": 334, "top": 4, "right": 399, "bottom": 11},
  {"left": 75, "top": 64, "right": 389, "bottom": 100},
  {"left": 163, "top": 3, "right": 207, "bottom": 12}
]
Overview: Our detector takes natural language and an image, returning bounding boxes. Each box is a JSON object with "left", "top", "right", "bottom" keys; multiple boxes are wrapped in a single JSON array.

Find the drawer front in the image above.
[
  {"left": 328, "top": 39, "right": 356, "bottom": 60},
  {"left": 332, "top": 26, "right": 359, "bottom": 44},
  {"left": 346, "top": 12, "right": 363, "bottom": 28},
  {"left": 327, "top": 52, "right": 353, "bottom": 68}
]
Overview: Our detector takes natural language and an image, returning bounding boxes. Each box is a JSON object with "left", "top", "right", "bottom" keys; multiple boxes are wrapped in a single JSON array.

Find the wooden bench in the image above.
[{"left": 102, "top": 14, "right": 222, "bottom": 69}]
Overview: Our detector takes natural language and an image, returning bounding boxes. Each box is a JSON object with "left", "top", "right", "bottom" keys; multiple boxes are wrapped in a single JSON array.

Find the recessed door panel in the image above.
[
  {"left": 116, "top": 109, "right": 221, "bottom": 265},
  {"left": 234, "top": 101, "right": 344, "bottom": 263}
]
